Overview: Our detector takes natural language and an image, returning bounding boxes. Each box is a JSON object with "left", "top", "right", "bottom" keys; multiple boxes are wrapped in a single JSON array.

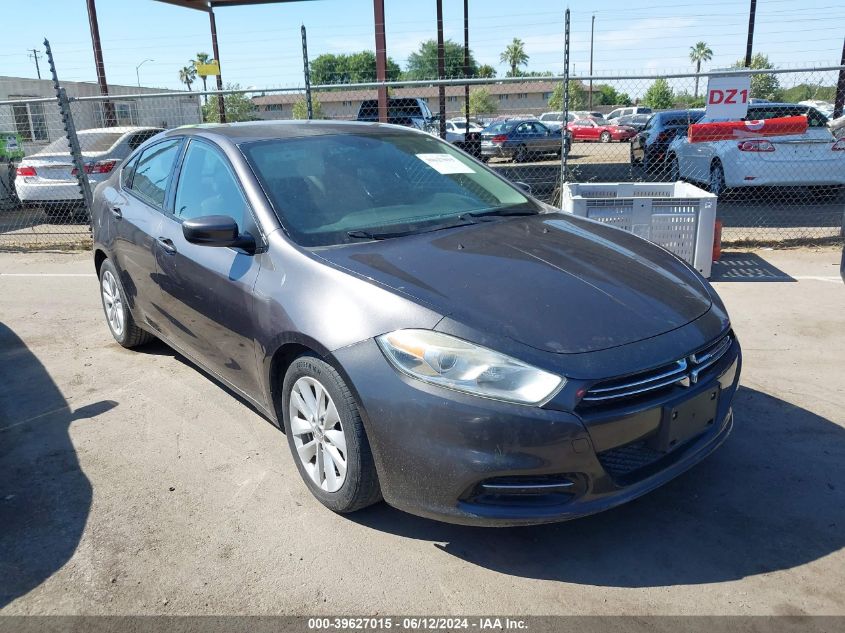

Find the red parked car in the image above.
[{"left": 567, "top": 118, "right": 637, "bottom": 143}]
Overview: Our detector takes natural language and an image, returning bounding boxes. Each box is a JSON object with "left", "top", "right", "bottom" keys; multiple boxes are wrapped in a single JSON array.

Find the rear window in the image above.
[
  {"left": 745, "top": 106, "right": 828, "bottom": 128},
  {"left": 36, "top": 130, "right": 125, "bottom": 155},
  {"left": 484, "top": 122, "right": 514, "bottom": 134},
  {"left": 663, "top": 114, "right": 702, "bottom": 127}
]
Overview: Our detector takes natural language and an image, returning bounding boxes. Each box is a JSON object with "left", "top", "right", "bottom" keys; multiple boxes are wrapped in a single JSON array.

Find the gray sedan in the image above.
[
  {"left": 91, "top": 120, "right": 740, "bottom": 526},
  {"left": 480, "top": 119, "right": 568, "bottom": 162}
]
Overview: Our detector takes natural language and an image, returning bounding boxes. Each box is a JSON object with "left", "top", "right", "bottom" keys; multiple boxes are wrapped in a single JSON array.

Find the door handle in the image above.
[
  {"left": 156, "top": 237, "right": 177, "bottom": 254},
  {"left": 110, "top": 207, "right": 123, "bottom": 219}
]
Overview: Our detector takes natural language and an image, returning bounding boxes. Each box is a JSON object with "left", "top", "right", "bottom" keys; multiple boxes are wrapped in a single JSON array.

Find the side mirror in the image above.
[
  {"left": 182, "top": 215, "right": 256, "bottom": 252},
  {"left": 515, "top": 181, "right": 533, "bottom": 194}
]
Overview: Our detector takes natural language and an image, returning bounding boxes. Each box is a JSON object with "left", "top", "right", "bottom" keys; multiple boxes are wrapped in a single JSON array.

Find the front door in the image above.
[
  {"left": 152, "top": 138, "right": 263, "bottom": 395},
  {"left": 111, "top": 138, "right": 183, "bottom": 326}
]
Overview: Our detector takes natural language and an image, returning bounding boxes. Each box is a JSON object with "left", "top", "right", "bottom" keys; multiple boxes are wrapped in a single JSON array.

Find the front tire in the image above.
[
  {"left": 98, "top": 259, "right": 154, "bottom": 348},
  {"left": 667, "top": 154, "right": 680, "bottom": 181},
  {"left": 600, "top": 131, "right": 612, "bottom": 143},
  {"left": 282, "top": 354, "right": 381, "bottom": 514}
]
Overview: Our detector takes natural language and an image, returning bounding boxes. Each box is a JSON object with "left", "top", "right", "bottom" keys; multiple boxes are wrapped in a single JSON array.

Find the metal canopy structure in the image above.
[{"left": 86, "top": 0, "right": 469, "bottom": 125}]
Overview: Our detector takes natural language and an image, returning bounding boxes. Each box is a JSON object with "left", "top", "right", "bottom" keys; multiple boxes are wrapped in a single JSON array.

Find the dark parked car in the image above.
[
  {"left": 631, "top": 109, "right": 704, "bottom": 173},
  {"left": 356, "top": 97, "right": 435, "bottom": 132},
  {"left": 92, "top": 120, "right": 740, "bottom": 526},
  {"left": 480, "top": 119, "right": 569, "bottom": 162},
  {"left": 615, "top": 113, "right": 652, "bottom": 132}
]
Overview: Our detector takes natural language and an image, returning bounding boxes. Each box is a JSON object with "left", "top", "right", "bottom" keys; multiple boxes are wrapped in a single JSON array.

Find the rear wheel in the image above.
[
  {"left": 710, "top": 161, "right": 727, "bottom": 197},
  {"left": 98, "top": 259, "right": 154, "bottom": 348},
  {"left": 600, "top": 131, "right": 612, "bottom": 143},
  {"left": 514, "top": 145, "right": 528, "bottom": 163},
  {"left": 282, "top": 355, "right": 381, "bottom": 514}
]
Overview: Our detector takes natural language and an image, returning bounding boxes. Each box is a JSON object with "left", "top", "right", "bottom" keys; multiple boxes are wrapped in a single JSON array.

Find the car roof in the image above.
[
  {"left": 161, "top": 119, "right": 428, "bottom": 144},
  {"left": 78, "top": 126, "right": 161, "bottom": 135}
]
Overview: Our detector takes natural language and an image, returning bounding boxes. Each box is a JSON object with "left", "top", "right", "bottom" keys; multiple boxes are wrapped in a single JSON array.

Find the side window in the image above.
[
  {"left": 128, "top": 139, "right": 182, "bottom": 208},
  {"left": 174, "top": 140, "right": 250, "bottom": 228},
  {"left": 121, "top": 154, "right": 140, "bottom": 188}
]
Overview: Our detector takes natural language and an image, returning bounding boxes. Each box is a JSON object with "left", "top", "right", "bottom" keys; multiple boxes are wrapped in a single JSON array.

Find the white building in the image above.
[{"left": 0, "top": 77, "right": 201, "bottom": 156}]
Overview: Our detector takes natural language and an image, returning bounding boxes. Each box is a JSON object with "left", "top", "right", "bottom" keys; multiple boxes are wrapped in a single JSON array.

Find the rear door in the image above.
[
  {"left": 152, "top": 137, "right": 264, "bottom": 394},
  {"left": 113, "top": 137, "right": 184, "bottom": 326}
]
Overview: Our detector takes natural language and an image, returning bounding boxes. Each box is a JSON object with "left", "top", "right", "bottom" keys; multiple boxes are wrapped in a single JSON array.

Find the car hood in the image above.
[{"left": 313, "top": 213, "right": 713, "bottom": 354}]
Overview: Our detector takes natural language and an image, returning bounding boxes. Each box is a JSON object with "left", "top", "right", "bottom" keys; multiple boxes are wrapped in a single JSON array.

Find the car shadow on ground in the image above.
[
  {"left": 711, "top": 252, "right": 796, "bottom": 282},
  {"left": 351, "top": 386, "right": 845, "bottom": 588},
  {"left": 0, "top": 322, "right": 116, "bottom": 608}
]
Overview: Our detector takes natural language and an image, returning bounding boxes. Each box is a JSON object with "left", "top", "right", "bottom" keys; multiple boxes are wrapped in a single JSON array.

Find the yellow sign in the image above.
[{"left": 195, "top": 61, "right": 220, "bottom": 77}]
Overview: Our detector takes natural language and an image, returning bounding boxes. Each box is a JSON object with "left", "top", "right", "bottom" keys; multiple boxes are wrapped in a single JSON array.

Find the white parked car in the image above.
[
  {"left": 444, "top": 119, "right": 483, "bottom": 143},
  {"left": 15, "top": 126, "right": 163, "bottom": 216},
  {"left": 666, "top": 104, "right": 845, "bottom": 197},
  {"left": 606, "top": 106, "right": 653, "bottom": 121}
]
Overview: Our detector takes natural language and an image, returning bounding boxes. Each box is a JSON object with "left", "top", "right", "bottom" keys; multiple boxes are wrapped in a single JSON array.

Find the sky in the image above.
[{"left": 2, "top": 0, "right": 843, "bottom": 92}]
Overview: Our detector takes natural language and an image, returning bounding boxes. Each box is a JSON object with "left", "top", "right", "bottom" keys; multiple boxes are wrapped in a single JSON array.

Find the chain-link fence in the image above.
[{"left": 1, "top": 66, "right": 843, "bottom": 249}]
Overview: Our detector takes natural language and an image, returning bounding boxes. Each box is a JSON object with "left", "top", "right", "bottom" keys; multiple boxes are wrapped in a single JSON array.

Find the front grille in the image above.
[{"left": 580, "top": 333, "right": 733, "bottom": 408}]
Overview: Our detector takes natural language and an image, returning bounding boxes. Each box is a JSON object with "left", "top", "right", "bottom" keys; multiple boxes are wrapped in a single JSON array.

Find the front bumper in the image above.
[{"left": 333, "top": 336, "right": 741, "bottom": 526}]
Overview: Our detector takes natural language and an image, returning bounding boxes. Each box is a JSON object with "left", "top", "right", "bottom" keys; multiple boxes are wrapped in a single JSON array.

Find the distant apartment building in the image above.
[
  {"left": 0, "top": 77, "right": 201, "bottom": 154},
  {"left": 252, "top": 81, "right": 603, "bottom": 120}
]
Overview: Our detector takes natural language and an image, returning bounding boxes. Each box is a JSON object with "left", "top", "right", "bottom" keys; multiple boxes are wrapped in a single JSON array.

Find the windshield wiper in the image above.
[
  {"left": 347, "top": 217, "right": 475, "bottom": 241},
  {"left": 467, "top": 207, "right": 538, "bottom": 218}
]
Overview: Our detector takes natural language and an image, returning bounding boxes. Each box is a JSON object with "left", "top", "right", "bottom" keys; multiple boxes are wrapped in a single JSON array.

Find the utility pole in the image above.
[
  {"left": 834, "top": 37, "right": 845, "bottom": 119},
  {"left": 28, "top": 49, "right": 43, "bottom": 80},
  {"left": 744, "top": 0, "right": 757, "bottom": 67},
  {"left": 85, "top": 0, "right": 115, "bottom": 126},
  {"left": 373, "top": 0, "right": 388, "bottom": 123},
  {"left": 208, "top": 6, "right": 226, "bottom": 123},
  {"left": 588, "top": 14, "right": 595, "bottom": 109},
  {"left": 301, "top": 25, "right": 313, "bottom": 120},
  {"left": 436, "top": 0, "right": 446, "bottom": 140},
  {"left": 464, "top": 0, "right": 470, "bottom": 145}
]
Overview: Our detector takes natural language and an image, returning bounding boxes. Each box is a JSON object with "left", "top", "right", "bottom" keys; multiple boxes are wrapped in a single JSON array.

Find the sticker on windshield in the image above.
[{"left": 416, "top": 153, "right": 475, "bottom": 174}]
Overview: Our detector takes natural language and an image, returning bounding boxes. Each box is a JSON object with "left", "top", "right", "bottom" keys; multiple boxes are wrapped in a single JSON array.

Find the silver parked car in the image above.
[{"left": 15, "top": 126, "right": 163, "bottom": 217}]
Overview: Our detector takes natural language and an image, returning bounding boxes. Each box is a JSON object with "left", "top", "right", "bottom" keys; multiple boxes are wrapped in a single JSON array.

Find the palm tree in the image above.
[
  {"left": 500, "top": 38, "right": 529, "bottom": 77},
  {"left": 194, "top": 52, "right": 211, "bottom": 93},
  {"left": 689, "top": 41, "right": 713, "bottom": 98},
  {"left": 179, "top": 65, "right": 196, "bottom": 91}
]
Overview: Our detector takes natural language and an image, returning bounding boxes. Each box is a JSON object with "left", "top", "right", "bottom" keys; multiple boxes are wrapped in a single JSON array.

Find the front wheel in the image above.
[
  {"left": 98, "top": 258, "right": 154, "bottom": 348},
  {"left": 282, "top": 355, "right": 381, "bottom": 514},
  {"left": 600, "top": 131, "right": 612, "bottom": 143}
]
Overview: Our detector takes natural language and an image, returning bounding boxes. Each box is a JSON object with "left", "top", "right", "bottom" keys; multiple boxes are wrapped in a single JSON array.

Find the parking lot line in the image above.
[{"left": 0, "top": 273, "right": 96, "bottom": 277}]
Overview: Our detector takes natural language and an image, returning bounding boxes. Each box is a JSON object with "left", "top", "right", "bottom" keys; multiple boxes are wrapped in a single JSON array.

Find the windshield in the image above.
[
  {"left": 37, "top": 130, "right": 124, "bottom": 155},
  {"left": 242, "top": 132, "right": 533, "bottom": 247}
]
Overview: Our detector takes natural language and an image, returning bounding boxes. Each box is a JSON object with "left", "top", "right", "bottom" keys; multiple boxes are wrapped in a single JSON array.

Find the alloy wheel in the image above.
[
  {"left": 710, "top": 163, "right": 725, "bottom": 197},
  {"left": 289, "top": 376, "right": 347, "bottom": 493},
  {"left": 101, "top": 270, "right": 124, "bottom": 337},
  {"left": 600, "top": 132, "right": 611, "bottom": 143}
]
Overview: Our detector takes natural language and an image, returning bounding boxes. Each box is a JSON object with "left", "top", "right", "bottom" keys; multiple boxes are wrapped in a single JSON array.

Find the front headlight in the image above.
[{"left": 376, "top": 329, "right": 564, "bottom": 406}]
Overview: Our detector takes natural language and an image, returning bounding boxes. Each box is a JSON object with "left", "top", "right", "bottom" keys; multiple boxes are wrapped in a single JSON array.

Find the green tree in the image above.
[
  {"left": 202, "top": 84, "right": 257, "bottom": 123},
  {"left": 292, "top": 95, "right": 324, "bottom": 119},
  {"left": 674, "top": 91, "right": 706, "bottom": 108},
  {"left": 178, "top": 65, "right": 196, "bottom": 91},
  {"left": 548, "top": 81, "right": 586, "bottom": 111},
  {"left": 500, "top": 38, "right": 529, "bottom": 77},
  {"left": 734, "top": 54, "right": 783, "bottom": 101},
  {"left": 468, "top": 87, "right": 497, "bottom": 115},
  {"left": 642, "top": 78, "right": 674, "bottom": 109},
  {"left": 595, "top": 84, "right": 631, "bottom": 106},
  {"left": 781, "top": 83, "right": 836, "bottom": 103},
  {"left": 689, "top": 41, "right": 713, "bottom": 98},
  {"left": 193, "top": 52, "right": 211, "bottom": 93},
  {"left": 477, "top": 64, "right": 496, "bottom": 78},
  {"left": 310, "top": 51, "right": 401, "bottom": 85},
  {"left": 405, "top": 39, "right": 479, "bottom": 80}
]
